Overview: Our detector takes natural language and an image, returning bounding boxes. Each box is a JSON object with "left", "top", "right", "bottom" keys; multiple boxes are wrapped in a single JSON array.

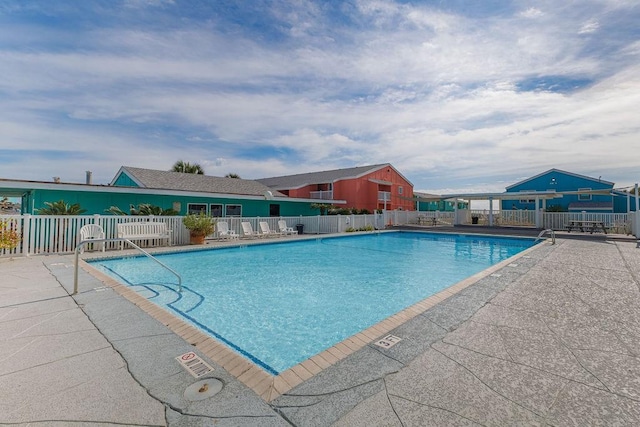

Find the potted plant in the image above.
[
  {"left": 183, "top": 213, "right": 215, "bottom": 245},
  {"left": 0, "top": 219, "right": 21, "bottom": 257}
]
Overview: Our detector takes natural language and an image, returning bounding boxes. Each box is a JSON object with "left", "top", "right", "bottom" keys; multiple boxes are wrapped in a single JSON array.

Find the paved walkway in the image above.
[
  {"left": 0, "top": 257, "right": 165, "bottom": 425},
  {"left": 1, "top": 235, "right": 639, "bottom": 426},
  {"left": 330, "top": 238, "right": 640, "bottom": 426}
]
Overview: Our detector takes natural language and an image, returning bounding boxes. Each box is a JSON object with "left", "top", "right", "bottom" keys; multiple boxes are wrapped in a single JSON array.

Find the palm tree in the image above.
[
  {"left": 36, "top": 200, "right": 86, "bottom": 215},
  {"left": 171, "top": 160, "right": 204, "bottom": 174},
  {"left": 35, "top": 200, "right": 86, "bottom": 252},
  {"left": 105, "top": 203, "right": 178, "bottom": 216},
  {"left": 225, "top": 173, "right": 241, "bottom": 179},
  {"left": 310, "top": 203, "right": 332, "bottom": 215}
]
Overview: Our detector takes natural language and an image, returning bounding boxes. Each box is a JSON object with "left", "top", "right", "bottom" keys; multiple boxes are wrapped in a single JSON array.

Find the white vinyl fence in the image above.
[
  {"left": 542, "top": 212, "right": 631, "bottom": 233},
  {"left": 0, "top": 212, "right": 406, "bottom": 257},
  {"left": 2, "top": 210, "right": 636, "bottom": 258}
]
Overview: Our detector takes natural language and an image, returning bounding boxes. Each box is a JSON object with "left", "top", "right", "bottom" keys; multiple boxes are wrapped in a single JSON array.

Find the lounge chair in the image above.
[
  {"left": 259, "top": 221, "right": 283, "bottom": 238},
  {"left": 216, "top": 221, "right": 239, "bottom": 240},
  {"left": 79, "top": 224, "right": 105, "bottom": 252},
  {"left": 241, "top": 221, "right": 264, "bottom": 239},
  {"left": 278, "top": 220, "right": 298, "bottom": 235}
]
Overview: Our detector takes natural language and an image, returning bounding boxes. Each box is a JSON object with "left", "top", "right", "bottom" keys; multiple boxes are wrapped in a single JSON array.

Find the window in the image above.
[
  {"left": 269, "top": 204, "right": 280, "bottom": 217},
  {"left": 578, "top": 188, "right": 592, "bottom": 201},
  {"left": 187, "top": 203, "right": 207, "bottom": 215},
  {"left": 225, "top": 204, "right": 242, "bottom": 217},
  {"left": 518, "top": 191, "right": 534, "bottom": 204},
  {"left": 398, "top": 186, "right": 403, "bottom": 195},
  {"left": 210, "top": 204, "right": 223, "bottom": 217}
]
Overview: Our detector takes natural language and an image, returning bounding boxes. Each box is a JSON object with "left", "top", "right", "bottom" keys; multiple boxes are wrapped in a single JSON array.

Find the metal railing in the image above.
[
  {"left": 73, "top": 237, "right": 182, "bottom": 295},
  {"left": 535, "top": 229, "right": 556, "bottom": 245},
  {"left": 309, "top": 190, "right": 334, "bottom": 200},
  {"left": 378, "top": 191, "right": 391, "bottom": 201}
]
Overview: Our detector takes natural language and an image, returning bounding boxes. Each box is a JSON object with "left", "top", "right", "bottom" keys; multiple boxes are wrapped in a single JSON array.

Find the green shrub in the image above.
[
  {"left": 345, "top": 225, "right": 374, "bottom": 232},
  {"left": 182, "top": 213, "right": 216, "bottom": 236}
]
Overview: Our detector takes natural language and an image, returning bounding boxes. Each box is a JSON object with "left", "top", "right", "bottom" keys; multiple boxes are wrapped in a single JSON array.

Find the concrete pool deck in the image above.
[{"left": 1, "top": 231, "right": 639, "bottom": 425}]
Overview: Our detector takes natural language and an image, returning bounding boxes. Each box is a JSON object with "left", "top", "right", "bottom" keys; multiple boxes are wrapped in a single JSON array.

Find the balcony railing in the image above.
[
  {"left": 378, "top": 191, "right": 391, "bottom": 201},
  {"left": 310, "top": 190, "right": 334, "bottom": 200}
]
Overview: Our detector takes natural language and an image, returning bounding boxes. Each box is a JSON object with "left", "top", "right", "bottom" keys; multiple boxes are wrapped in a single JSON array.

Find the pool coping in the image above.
[{"left": 80, "top": 230, "right": 548, "bottom": 402}]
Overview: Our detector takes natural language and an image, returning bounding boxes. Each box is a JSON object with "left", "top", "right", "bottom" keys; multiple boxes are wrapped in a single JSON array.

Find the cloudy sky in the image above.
[{"left": 1, "top": 0, "right": 639, "bottom": 195}]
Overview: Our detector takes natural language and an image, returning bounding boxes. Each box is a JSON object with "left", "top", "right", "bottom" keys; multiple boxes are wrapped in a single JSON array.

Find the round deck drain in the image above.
[{"left": 184, "top": 378, "right": 223, "bottom": 401}]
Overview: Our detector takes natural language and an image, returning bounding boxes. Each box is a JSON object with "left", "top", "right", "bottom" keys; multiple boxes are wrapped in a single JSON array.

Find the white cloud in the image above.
[
  {"left": 579, "top": 19, "right": 600, "bottom": 34},
  {"left": 123, "top": 0, "right": 174, "bottom": 9},
  {"left": 519, "top": 8, "right": 544, "bottom": 19},
  {"left": 0, "top": 0, "right": 638, "bottom": 193}
]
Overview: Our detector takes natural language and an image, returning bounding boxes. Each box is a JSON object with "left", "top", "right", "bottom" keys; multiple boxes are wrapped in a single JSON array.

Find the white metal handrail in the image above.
[
  {"left": 535, "top": 229, "right": 556, "bottom": 245},
  {"left": 73, "top": 238, "right": 182, "bottom": 295}
]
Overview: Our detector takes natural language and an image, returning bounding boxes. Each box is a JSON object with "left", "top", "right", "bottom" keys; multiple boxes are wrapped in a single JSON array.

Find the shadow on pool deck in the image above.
[{"left": 1, "top": 230, "right": 639, "bottom": 426}]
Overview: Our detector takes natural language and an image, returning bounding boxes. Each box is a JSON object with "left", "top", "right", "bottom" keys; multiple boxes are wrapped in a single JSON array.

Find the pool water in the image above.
[{"left": 91, "top": 232, "right": 536, "bottom": 374}]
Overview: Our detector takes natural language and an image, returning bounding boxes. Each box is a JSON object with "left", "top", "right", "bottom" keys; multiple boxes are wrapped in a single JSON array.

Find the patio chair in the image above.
[
  {"left": 216, "top": 221, "right": 239, "bottom": 240},
  {"left": 241, "top": 221, "right": 265, "bottom": 239},
  {"left": 278, "top": 220, "right": 298, "bottom": 235},
  {"left": 79, "top": 224, "right": 105, "bottom": 253},
  {"left": 259, "top": 221, "right": 283, "bottom": 237}
]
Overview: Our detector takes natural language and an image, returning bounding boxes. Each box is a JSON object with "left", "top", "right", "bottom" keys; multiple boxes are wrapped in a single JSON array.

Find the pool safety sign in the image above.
[
  {"left": 374, "top": 334, "right": 402, "bottom": 349},
  {"left": 176, "top": 352, "right": 215, "bottom": 378}
]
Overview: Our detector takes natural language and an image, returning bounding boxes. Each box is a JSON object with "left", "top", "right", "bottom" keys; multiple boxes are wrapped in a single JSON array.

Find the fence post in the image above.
[
  {"left": 633, "top": 182, "right": 640, "bottom": 239},
  {"left": 22, "top": 214, "right": 31, "bottom": 257}
]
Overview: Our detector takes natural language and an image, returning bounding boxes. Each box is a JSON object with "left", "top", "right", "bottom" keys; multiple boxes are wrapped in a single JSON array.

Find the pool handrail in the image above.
[
  {"left": 73, "top": 237, "right": 182, "bottom": 295},
  {"left": 535, "top": 229, "right": 556, "bottom": 245}
]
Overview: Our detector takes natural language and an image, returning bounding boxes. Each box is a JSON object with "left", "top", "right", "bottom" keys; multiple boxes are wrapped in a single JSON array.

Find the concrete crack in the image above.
[
  {"left": 0, "top": 345, "right": 113, "bottom": 378},
  {"left": 112, "top": 332, "right": 176, "bottom": 343},
  {"left": 368, "top": 343, "right": 406, "bottom": 366},
  {"left": 567, "top": 345, "right": 637, "bottom": 358},
  {"left": 10, "top": 311, "right": 64, "bottom": 339},
  {"left": 436, "top": 338, "right": 622, "bottom": 398},
  {"left": 431, "top": 344, "right": 545, "bottom": 418},
  {"left": 493, "top": 323, "right": 516, "bottom": 362},
  {"left": 0, "top": 306, "right": 77, "bottom": 324},
  {"left": 383, "top": 375, "right": 405, "bottom": 427},
  {"left": 538, "top": 315, "right": 612, "bottom": 393},
  {"left": 0, "top": 307, "right": 17, "bottom": 321},
  {"left": 388, "top": 393, "right": 487, "bottom": 426},
  {"left": 5, "top": 328, "right": 97, "bottom": 339},
  {"left": 542, "top": 379, "right": 571, "bottom": 426},
  {"left": 273, "top": 376, "right": 389, "bottom": 402},
  {"left": 615, "top": 241, "right": 640, "bottom": 293},
  {"left": 0, "top": 336, "right": 40, "bottom": 363}
]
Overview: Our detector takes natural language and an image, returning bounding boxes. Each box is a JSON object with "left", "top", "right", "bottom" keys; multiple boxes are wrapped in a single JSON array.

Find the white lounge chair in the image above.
[
  {"left": 79, "top": 224, "right": 105, "bottom": 252},
  {"left": 241, "top": 221, "right": 264, "bottom": 239},
  {"left": 216, "top": 221, "right": 239, "bottom": 240},
  {"left": 259, "top": 221, "right": 283, "bottom": 238},
  {"left": 278, "top": 220, "right": 298, "bottom": 235}
]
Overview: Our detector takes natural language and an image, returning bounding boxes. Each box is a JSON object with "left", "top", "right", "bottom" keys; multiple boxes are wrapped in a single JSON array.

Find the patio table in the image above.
[{"left": 566, "top": 220, "right": 607, "bottom": 234}]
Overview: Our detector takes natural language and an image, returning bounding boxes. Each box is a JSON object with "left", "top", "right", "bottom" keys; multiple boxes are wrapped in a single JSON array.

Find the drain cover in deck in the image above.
[{"left": 184, "top": 378, "right": 223, "bottom": 401}]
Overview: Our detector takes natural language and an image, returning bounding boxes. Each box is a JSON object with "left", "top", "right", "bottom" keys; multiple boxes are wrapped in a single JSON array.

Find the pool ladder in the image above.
[
  {"left": 535, "top": 229, "right": 556, "bottom": 245},
  {"left": 73, "top": 237, "right": 182, "bottom": 295}
]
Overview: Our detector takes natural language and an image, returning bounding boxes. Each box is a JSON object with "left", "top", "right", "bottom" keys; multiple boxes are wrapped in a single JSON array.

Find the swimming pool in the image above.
[{"left": 91, "top": 231, "right": 536, "bottom": 374}]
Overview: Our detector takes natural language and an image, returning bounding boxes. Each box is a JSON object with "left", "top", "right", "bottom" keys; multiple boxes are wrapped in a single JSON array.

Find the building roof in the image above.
[
  {"left": 414, "top": 191, "right": 442, "bottom": 200},
  {"left": 112, "top": 166, "right": 286, "bottom": 197},
  {"left": 505, "top": 168, "right": 615, "bottom": 190},
  {"left": 256, "top": 164, "right": 412, "bottom": 189}
]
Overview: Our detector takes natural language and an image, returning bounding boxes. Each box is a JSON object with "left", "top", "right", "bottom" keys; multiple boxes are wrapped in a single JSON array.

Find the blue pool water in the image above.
[{"left": 91, "top": 232, "right": 536, "bottom": 374}]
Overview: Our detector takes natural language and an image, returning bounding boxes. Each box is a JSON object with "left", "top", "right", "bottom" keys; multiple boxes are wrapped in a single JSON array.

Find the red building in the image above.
[{"left": 257, "top": 164, "right": 414, "bottom": 212}]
